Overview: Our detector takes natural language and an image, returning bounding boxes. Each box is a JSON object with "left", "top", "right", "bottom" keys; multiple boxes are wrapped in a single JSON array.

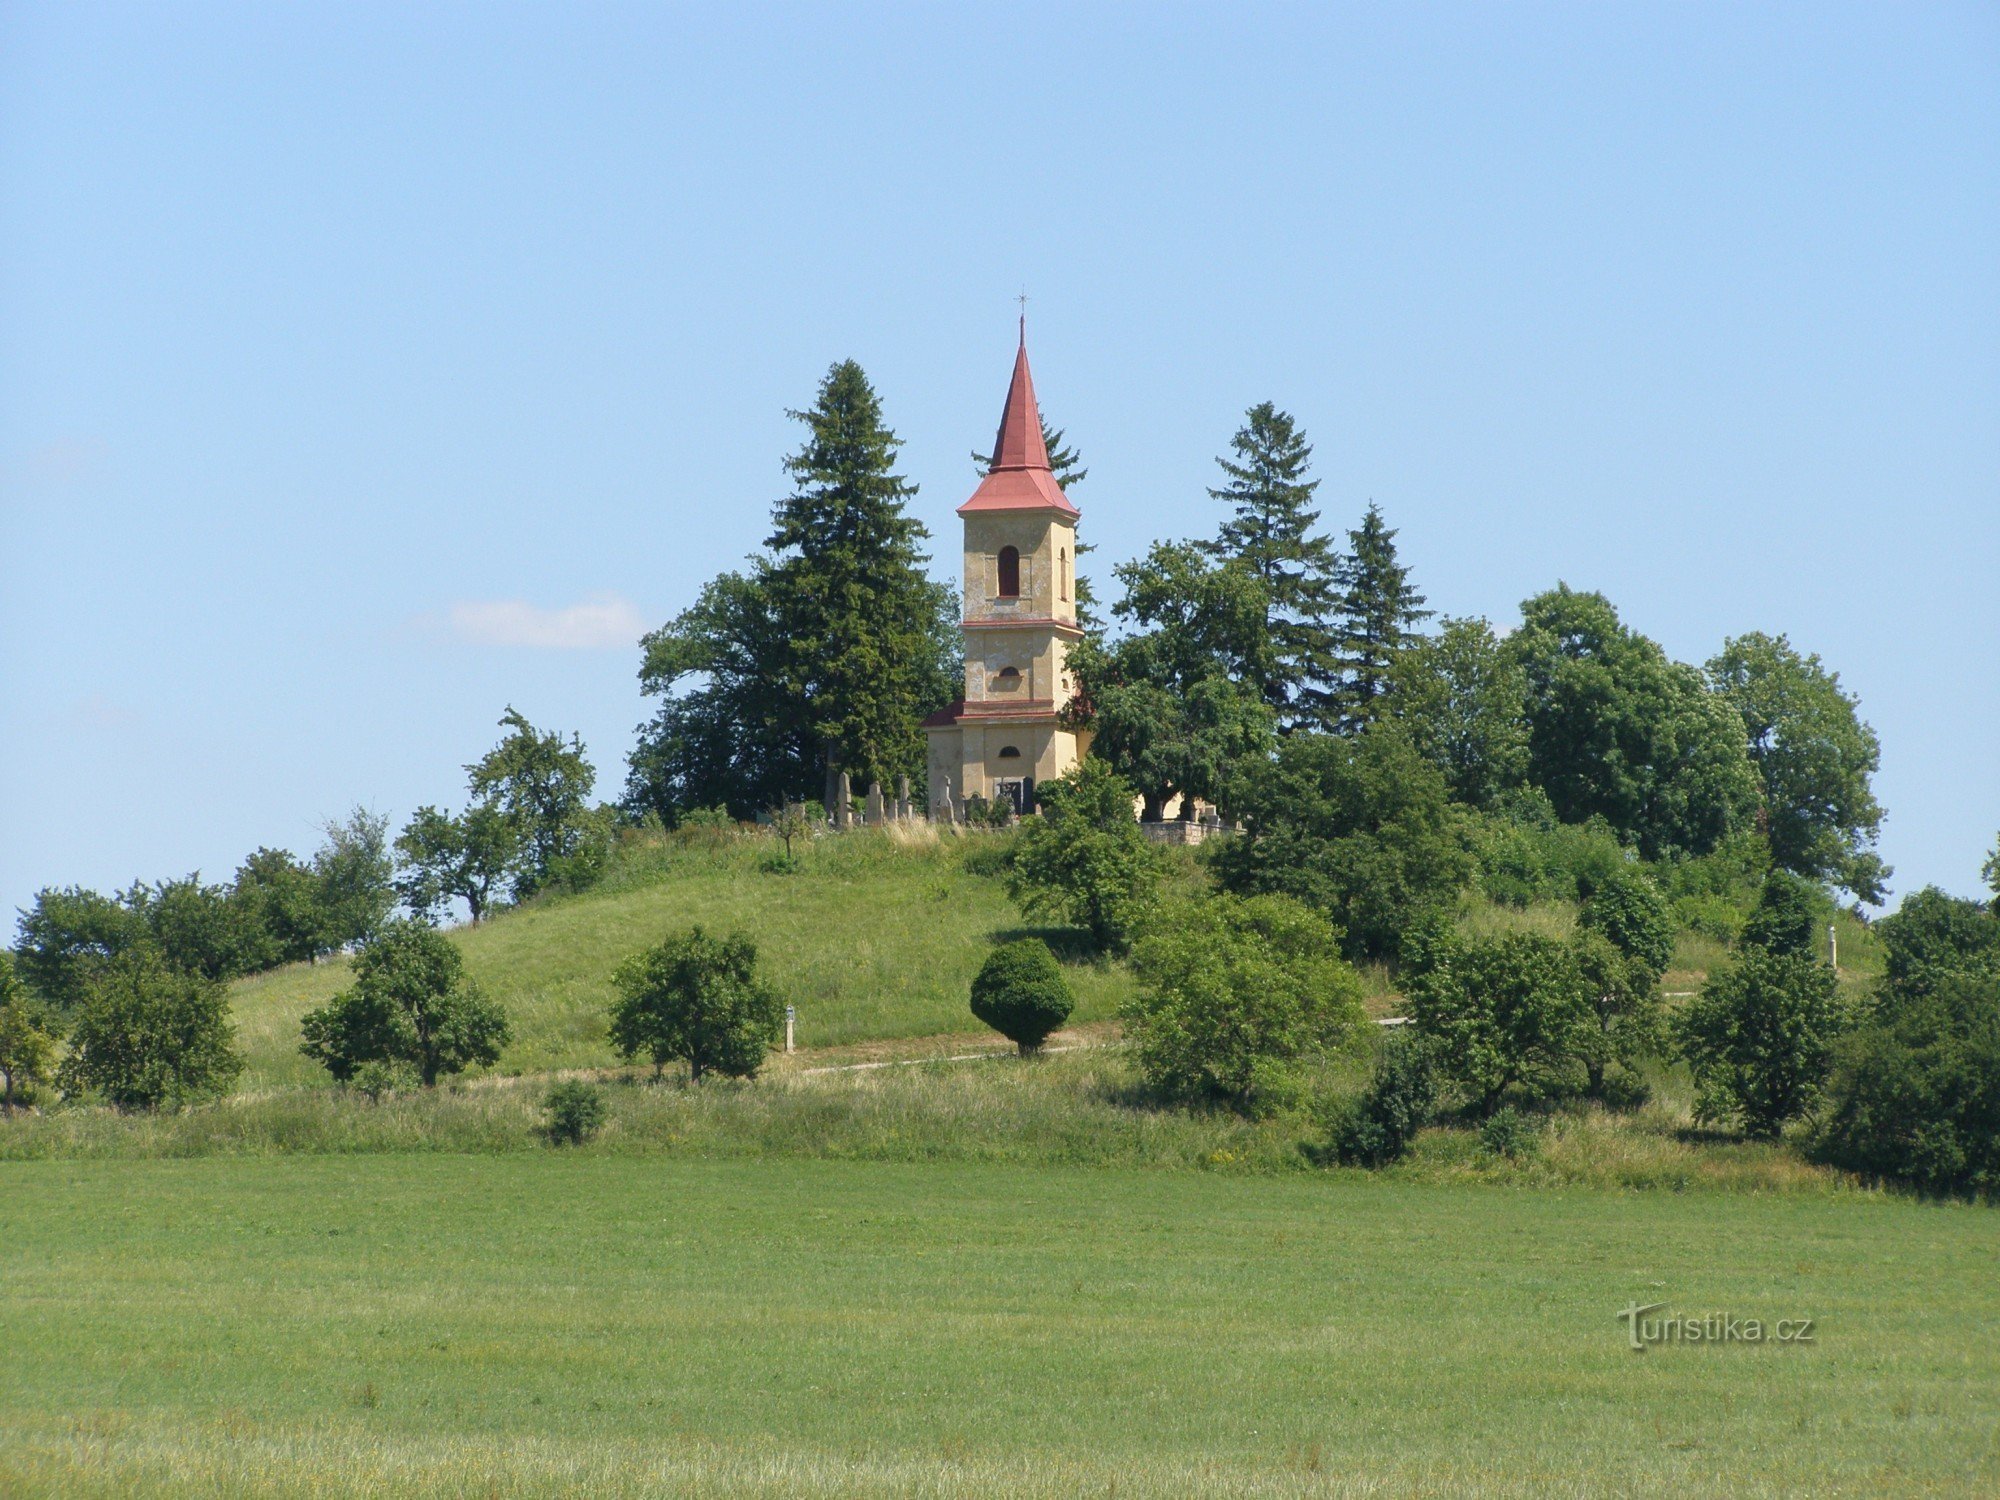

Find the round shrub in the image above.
[
  {"left": 969, "top": 939, "right": 1074, "bottom": 1056},
  {"left": 543, "top": 1080, "right": 608, "bottom": 1145}
]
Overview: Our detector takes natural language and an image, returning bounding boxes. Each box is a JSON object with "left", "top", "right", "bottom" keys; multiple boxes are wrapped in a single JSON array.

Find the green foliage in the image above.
[
  {"left": 1875, "top": 886, "right": 2000, "bottom": 1008},
  {"left": 542, "top": 1080, "right": 609, "bottom": 1145},
  {"left": 311, "top": 807, "right": 397, "bottom": 953},
  {"left": 467, "top": 709, "right": 601, "bottom": 899},
  {"left": 1326, "top": 503, "right": 1430, "bottom": 733},
  {"left": 230, "top": 847, "right": 330, "bottom": 967},
  {"left": 0, "top": 954, "right": 61, "bottom": 1112},
  {"left": 1569, "top": 928, "right": 1665, "bottom": 1099},
  {"left": 57, "top": 950, "right": 243, "bottom": 1110},
  {"left": 395, "top": 802, "right": 518, "bottom": 924},
  {"left": 1676, "top": 949, "right": 1844, "bottom": 1138},
  {"left": 628, "top": 363, "right": 956, "bottom": 819},
  {"left": 1579, "top": 865, "right": 1675, "bottom": 977},
  {"left": 1124, "top": 892, "right": 1363, "bottom": 1116},
  {"left": 1985, "top": 835, "right": 2000, "bottom": 906},
  {"left": 968, "top": 938, "right": 1075, "bottom": 1055},
  {"left": 1814, "top": 970, "right": 2000, "bottom": 1197},
  {"left": 132, "top": 874, "right": 264, "bottom": 983},
  {"left": 1470, "top": 790, "right": 1629, "bottom": 908},
  {"left": 1741, "top": 870, "right": 1831, "bottom": 957},
  {"left": 1072, "top": 541, "right": 1276, "bottom": 819},
  {"left": 300, "top": 920, "right": 511, "bottom": 1087},
  {"left": 609, "top": 926, "right": 782, "bottom": 1081},
  {"left": 1126, "top": 892, "right": 1364, "bottom": 1116},
  {"left": 1507, "top": 586, "right": 1759, "bottom": 860},
  {"left": 1199, "top": 401, "right": 1339, "bottom": 725},
  {"left": 1006, "top": 759, "right": 1160, "bottom": 952},
  {"left": 1389, "top": 615, "right": 1528, "bottom": 807},
  {"left": 13, "top": 885, "right": 149, "bottom": 1013},
  {"left": 1708, "top": 631, "right": 1889, "bottom": 901},
  {"left": 1478, "top": 1105, "right": 1541, "bottom": 1159},
  {"left": 1404, "top": 923, "right": 1594, "bottom": 1113},
  {"left": 1323, "top": 1030, "right": 1437, "bottom": 1167},
  {"left": 1210, "top": 727, "right": 1474, "bottom": 961}
]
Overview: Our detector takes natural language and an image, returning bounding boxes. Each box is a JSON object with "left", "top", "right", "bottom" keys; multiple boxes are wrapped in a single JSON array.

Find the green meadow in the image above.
[{"left": 2, "top": 1156, "right": 1993, "bottom": 1498}]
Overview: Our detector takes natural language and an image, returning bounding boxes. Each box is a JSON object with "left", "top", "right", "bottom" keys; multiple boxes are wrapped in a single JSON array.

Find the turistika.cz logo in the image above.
[{"left": 1616, "top": 1302, "right": 1816, "bottom": 1351}]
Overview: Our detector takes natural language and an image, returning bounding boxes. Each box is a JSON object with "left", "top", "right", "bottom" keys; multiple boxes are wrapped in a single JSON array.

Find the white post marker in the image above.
[
  {"left": 1829, "top": 923, "right": 1838, "bottom": 972},
  {"left": 785, "top": 1004, "right": 796, "bottom": 1055}
]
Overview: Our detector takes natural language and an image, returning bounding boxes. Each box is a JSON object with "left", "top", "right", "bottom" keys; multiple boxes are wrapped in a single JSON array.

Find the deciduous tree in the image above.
[
  {"left": 300, "top": 920, "right": 510, "bottom": 1087},
  {"left": 57, "top": 950, "right": 243, "bottom": 1110},
  {"left": 609, "top": 926, "right": 782, "bottom": 1081},
  {"left": 1006, "top": 759, "right": 1160, "bottom": 953},
  {"left": 1708, "top": 631, "right": 1889, "bottom": 901}
]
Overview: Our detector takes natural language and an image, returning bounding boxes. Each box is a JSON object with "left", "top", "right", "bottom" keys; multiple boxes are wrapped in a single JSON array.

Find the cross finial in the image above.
[{"left": 1016, "top": 288, "right": 1029, "bottom": 345}]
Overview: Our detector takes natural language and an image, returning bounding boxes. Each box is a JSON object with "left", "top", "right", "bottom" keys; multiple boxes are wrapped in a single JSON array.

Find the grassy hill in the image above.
[
  {"left": 227, "top": 823, "right": 1883, "bottom": 1096},
  {"left": 228, "top": 828, "right": 1146, "bottom": 1093}
]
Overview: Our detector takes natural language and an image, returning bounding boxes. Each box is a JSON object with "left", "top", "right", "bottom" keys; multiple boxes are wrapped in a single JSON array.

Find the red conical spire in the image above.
[{"left": 959, "top": 329, "right": 1077, "bottom": 516}]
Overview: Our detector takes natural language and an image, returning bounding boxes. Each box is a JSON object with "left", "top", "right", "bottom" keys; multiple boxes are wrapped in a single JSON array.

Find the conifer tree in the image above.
[
  {"left": 1327, "top": 502, "right": 1430, "bottom": 733},
  {"left": 766, "top": 360, "right": 958, "bottom": 799},
  {"left": 1201, "top": 403, "right": 1340, "bottom": 727}
]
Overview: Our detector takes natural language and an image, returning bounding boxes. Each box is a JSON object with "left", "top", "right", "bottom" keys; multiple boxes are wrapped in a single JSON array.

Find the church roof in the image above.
[{"left": 957, "top": 329, "right": 1080, "bottom": 517}]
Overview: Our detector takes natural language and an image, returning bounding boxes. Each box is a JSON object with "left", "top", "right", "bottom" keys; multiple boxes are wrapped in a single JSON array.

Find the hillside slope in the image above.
[{"left": 230, "top": 829, "right": 1138, "bottom": 1092}]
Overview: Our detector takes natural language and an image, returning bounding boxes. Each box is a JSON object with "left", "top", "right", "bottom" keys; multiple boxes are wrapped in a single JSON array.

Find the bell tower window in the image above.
[
  {"left": 1059, "top": 547, "right": 1069, "bottom": 601},
  {"left": 994, "top": 665, "right": 1022, "bottom": 692},
  {"left": 997, "top": 546, "right": 1021, "bottom": 599}
]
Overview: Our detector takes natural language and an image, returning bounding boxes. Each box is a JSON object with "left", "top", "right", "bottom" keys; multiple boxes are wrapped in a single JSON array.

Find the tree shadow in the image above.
[{"left": 991, "top": 926, "right": 1105, "bottom": 965}]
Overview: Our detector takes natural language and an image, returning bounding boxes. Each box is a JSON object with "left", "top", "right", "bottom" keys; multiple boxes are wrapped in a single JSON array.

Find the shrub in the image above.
[
  {"left": 1479, "top": 1106, "right": 1540, "bottom": 1159},
  {"left": 1741, "top": 871, "right": 1829, "bottom": 957},
  {"left": 1006, "top": 760, "right": 1160, "bottom": 953},
  {"left": 609, "top": 926, "right": 782, "bottom": 1082},
  {"left": 300, "top": 920, "right": 511, "bottom": 1087},
  {"left": 1126, "top": 893, "right": 1366, "bottom": 1116},
  {"left": 0, "top": 954, "right": 61, "bottom": 1114},
  {"left": 1676, "top": 949, "right": 1843, "bottom": 1138},
  {"left": 1471, "top": 793, "right": 1630, "bottom": 908},
  {"left": 56, "top": 950, "right": 243, "bottom": 1110},
  {"left": 349, "top": 1060, "right": 416, "bottom": 1102},
  {"left": 1323, "top": 1031, "right": 1436, "bottom": 1167},
  {"left": 1579, "top": 866, "right": 1674, "bottom": 976},
  {"left": 969, "top": 940, "right": 1074, "bottom": 1056},
  {"left": 1812, "top": 972, "right": 2000, "bottom": 1197},
  {"left": 543, "top": 1081, "right": 609, "bottom": 1145},
  {"left": 1404, "top": 922, "right": 1593, "bottom": 1114},
  {"left": 1875, "top": 887, "right": 2000, "bottom": 1008}
]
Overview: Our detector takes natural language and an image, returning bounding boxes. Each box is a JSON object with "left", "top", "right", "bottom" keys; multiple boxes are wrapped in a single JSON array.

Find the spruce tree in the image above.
[
  {"left": 1202, "top": 403, "right": 1340, "bottom": 727},
  {"left": 1327, "top": 502, "right": 1430, "bottom": 733},
  {"left": 766, "top": 360, "right": 958, "bottom": 799}
]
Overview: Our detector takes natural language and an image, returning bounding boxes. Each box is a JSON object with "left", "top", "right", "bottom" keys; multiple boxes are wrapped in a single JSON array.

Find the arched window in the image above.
[
  {"left": 998, "top": 745, "right": 1023, "bottom": 759},
  {"left": 994, "top": 665, "right": 1022, "bottom": 692},
  {"left": 997, "top": 546, "right": 1021, "bottom": 598},
  {"left": 1059, "top": 548, "right": 1068, "bottom": 601}
]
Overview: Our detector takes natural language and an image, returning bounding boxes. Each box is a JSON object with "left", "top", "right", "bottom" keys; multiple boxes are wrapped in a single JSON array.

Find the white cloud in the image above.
[{"left": 440, "top": 592, "right": 647, "bottom": 650}]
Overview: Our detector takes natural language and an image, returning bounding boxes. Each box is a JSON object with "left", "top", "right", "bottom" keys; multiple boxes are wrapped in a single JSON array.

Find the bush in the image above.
[
  {"left": 969, "top": 940, "right": 1074, "bottom": 1056},
  {"left": 1005, "top": 760, "right": 1159, "bottom": 953},
  {"left": 1875, "top": 887, "right": 2000, "bottom": 1008},
  {"left": 1676, "top": 949, "right": 1843, "bottom": 1138},
  {"left": 1812, "top": 972, "right": 2000, "bottom": 1197},
  {"left": 1673, "top": 892, "right": 1744, "bottom": 944},
  {"left": 1579, "top": 866, "right": 1674, "bottom": 976},
  {"left": 1471, "top": 793, "right": 1630, "bottom": 908},
  {"left": 0, "top": 954, "right": 60, "bottom": 1114},
  {"left": 609, "top": 926, "right": 782, "bottom": 1082},
  {"left": 56, "top": 951, "right": 243, "bottom": 1110},
  {"left": 1741, "top": 871, "right": 1829, "bottom": 957},
  {"left": 543, "top": 1081, "right": 609, "bottom": 1145},
  {"left": 1403, "top": 922, "right": 1593, "bottom": 1114},
  {"left": 1479, "top": 1106, "right": 1540, "bottom": 1159},
  {"left": 1323, "top": 1031, "right": 1436, "bottom": 1167},
  {"left": 300, "top": 920, "right": 512, "bottom": 1087},
  {"left": 349, "top": 1060, "right": 416, "bottom": 1102},
  {"left": 1126, "top": 893, "right": 1366, "bottom": 1117}
]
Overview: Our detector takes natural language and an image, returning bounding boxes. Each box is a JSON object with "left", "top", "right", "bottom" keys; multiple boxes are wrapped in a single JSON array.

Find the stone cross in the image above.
[{"left": 895, "top": 774, "right": 911, "bottom": 822}]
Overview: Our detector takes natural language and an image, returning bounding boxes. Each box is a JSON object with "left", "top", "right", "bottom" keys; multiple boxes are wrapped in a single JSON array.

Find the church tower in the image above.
[{"left": 924, "top": 329, "right": 1085, "bottom": 817}]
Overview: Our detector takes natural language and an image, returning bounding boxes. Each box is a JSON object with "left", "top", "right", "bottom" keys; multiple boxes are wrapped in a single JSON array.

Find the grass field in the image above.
[{"left": 2, "top": 1155, "right": 1993, "bottom": 1498}]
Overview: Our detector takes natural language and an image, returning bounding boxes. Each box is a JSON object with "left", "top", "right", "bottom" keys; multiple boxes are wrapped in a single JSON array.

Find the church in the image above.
[{"left": 923, "top": 333, "right": 1088, "bottom": 818}]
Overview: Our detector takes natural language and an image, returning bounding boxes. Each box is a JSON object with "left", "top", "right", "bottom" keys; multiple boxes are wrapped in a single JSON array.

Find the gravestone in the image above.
[
  {"left": 895, "top": 775, "right": 911, "bottom": 822},
  {"left": 835, "top": 770, "right": 852, "bottom": 829},
  {"left": 865, "top": 780, "right": 886, "bottom": 826}
]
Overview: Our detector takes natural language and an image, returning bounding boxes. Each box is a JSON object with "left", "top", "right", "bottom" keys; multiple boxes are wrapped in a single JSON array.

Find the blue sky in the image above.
[{"left": 3, "top": 1, "right": 1995, "bottom": 920}]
